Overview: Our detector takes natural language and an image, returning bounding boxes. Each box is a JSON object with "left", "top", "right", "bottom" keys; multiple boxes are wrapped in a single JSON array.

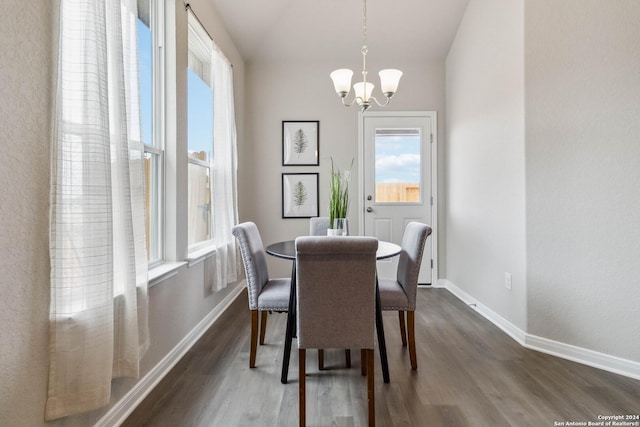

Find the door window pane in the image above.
[{"left": 374, "top": 128, "right": 421, "bottom": 203}]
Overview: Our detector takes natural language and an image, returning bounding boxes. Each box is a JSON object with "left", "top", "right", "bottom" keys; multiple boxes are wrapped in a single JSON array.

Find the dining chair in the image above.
[
  {"left": 378, "top": 221, "right": 432, "bottom": 370},
  {"left": 232, "top": 222, "right": 291, "bottom": 368},
  {"left": 308, "top": 216, "right": 352, "bottom": 369},
  {"left": 295, "top": 236, "right": 378, "bottom": 427},
  {"left": 309, "top": 216, "right": 330, "bottom": 236}
]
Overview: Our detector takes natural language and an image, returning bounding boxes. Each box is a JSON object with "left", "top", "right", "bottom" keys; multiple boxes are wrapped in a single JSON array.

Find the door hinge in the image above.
[
  {"left": 430, "top": 133, "right": 433, "bottom": 144},
  {"left": 430, "top": 196, "right": 433, "bottom": 206},
  {"left": 431, "top": 259, "right": 434, "bottom": 269}
]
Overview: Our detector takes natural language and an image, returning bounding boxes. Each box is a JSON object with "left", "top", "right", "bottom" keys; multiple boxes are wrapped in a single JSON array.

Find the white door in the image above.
[{"left": 362, "top": 112, "right": 434, "bottom": 284}]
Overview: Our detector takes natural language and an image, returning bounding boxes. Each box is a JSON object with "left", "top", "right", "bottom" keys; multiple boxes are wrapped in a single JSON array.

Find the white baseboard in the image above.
[
  {"left": 439, "top": 279, "right": 526, "bottom": 345},
  {"left": 95, "top": 281, "right": 246, "bottom": 427},
  {"left": 438, "top": 279, "right": 640, "bottom": 381},
  {"left": 525, "top": 334, "right": 640, "bottom": 380}
]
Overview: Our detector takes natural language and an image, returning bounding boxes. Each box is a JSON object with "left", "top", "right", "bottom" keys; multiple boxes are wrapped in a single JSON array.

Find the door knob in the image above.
[
  {"left": 367, "top": 195, "right": 372, "bottom": 201},
  {"left": 366, "top": 207, "right": 373, "bottom": 213}
]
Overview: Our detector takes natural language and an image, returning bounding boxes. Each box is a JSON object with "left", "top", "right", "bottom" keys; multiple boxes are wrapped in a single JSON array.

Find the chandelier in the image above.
[{"left": 329, "top": 0, "right": 402, "bottom": 112}]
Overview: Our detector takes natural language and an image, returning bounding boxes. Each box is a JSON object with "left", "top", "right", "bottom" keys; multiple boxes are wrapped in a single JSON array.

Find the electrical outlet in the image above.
[{"left": 504, "top": 272, "right": 512, "bottom": 291}]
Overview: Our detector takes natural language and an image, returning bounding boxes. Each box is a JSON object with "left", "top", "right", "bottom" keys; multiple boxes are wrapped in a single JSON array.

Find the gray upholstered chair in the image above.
[
  {"left": 295, "top": 236, "right": 378, "bottom": 427},
  {"left": 309, "top": 216, "right": 330, "bottom": 236},
  {"left": 308, "top": 216, "right": 353, "bottom": 369},
  {"left": 378, "top": 222, "right": 432, "bottom": 370},
  {"left": 232, "top": 222, "right": 291, "bottom": 368}
]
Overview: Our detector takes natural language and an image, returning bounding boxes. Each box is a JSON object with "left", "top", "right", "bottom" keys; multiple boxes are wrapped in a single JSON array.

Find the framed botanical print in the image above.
[
  {"left": 282, "top": 120, "right": 319, "bottom": 166},
  {"left": 282, "top": 173, "right": 319, "bottom": 218}
]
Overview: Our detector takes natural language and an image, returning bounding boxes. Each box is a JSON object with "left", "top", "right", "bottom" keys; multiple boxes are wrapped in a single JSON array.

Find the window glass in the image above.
[
  {"left": 187, "top": 69, "right": 213, "bottom": 162},
  {"left": 144, "top": 151, "right": 160, "bottom": 256},
  {"left": 187, "top": 163, "right": 211, "bottom": 246},
  {"left": 374, "top": 128, "right": 422, "bottom": 203},
  {"left": 187, "top": 14, "right": 215, "bottom": 248},
  {"left": 137, "top": 0, "right": 162, "bottom": 262},
  {"left": 137, "top": 15, "right": 152, "bottom": 147}
]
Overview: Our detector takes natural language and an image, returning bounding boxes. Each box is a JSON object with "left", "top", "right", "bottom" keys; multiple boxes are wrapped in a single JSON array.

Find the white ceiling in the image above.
[{"left": 209, "top": 0, "right": 470, "bottom": 64}]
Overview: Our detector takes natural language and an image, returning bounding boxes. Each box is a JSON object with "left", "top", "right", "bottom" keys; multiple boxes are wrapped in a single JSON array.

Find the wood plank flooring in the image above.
[{"left": 123, "top": 288, "right": 640, "bottom": 426}]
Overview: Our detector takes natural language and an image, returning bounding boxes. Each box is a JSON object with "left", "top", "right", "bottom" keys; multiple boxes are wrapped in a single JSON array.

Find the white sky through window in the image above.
[{"left": 375, "top": 129, "right": 421, "bottom": 184}]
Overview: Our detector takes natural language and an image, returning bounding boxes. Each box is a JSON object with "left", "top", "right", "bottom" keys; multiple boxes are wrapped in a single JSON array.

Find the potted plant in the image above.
[{"left": 328, "top": 158, "right": 354, "bottom": 236}]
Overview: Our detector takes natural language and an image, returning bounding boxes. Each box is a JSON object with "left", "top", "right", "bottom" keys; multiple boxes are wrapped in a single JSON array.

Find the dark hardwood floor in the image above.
[{"left": 123, "top": 288, "right": 640, "bottom": 426}]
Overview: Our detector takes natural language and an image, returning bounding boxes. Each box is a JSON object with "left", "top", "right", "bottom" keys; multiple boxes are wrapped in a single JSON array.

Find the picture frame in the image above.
[
  {"left": 282, "top": 173, "right": 319, "bottom": 218},
  {"left": 282, "top": 120, "right": 319, "bottom": 166}
]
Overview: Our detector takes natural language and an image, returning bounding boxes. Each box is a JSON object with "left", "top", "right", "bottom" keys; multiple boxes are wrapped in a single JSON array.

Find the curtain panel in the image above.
[
  {"left": 186, "top": 8, "right": 240, "bottom": 291},
  {"left": 46, "top": 0, "right": 149, "bottom": 420},
  {"left": 211, "top": 47, "right": 239, "bottom": 291}
]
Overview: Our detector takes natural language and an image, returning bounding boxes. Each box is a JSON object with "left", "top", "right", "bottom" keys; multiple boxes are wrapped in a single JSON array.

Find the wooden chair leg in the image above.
[
  {"left": 299, "top": 349, "right": 306, "bottom": 427},
  {"left": 361, "top": 349, "right": 367, "bottom": 376},
  {"left": 398, "top": 311, "right": 407, "bottom": 347},
  {"left": 259, "top": 311, "right": 268, "bottom": 345},
  {"left": 408, "top": 311, "right": 417, "bottom": 370},
  {"left": 367, "top": 349, "right": 375, "bottom": 427},
  {"left": 250, "top": 310, "right": 258, "bottom": 368},
  {"left": 345, "top": 349, "right": 351, "bottom": 368}
]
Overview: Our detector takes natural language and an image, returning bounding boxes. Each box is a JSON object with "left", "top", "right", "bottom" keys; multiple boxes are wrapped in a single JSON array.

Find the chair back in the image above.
[
  {"left": 295, "top": 236, "right": 378, "bottom": 350},
  {"left": 232, "top": 222, "right": 270, "bottom": 310},
  {"left": 396, "top": 222, "right": 432, "bottom": 309},
  {"left": 309, "top": 217, "right": 330, "bottom": 236}
]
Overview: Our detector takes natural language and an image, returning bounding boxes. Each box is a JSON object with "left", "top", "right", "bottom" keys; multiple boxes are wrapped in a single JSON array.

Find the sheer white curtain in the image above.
[
  {"left": 210, "top": 46, "right": 239, "bottom": 291},
  {"left": 187, "top": 163, "right": 211, "bottom": 245},
  {"left": 187, "top": 7, "right": 239, "bottom": 290},
  {"left": 46, "top": 0, "right": 149, "bottom": 420}
]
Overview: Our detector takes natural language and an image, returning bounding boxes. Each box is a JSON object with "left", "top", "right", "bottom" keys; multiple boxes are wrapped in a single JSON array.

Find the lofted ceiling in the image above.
[{"left": 209, "top": 0, "right": 470, "bottom": 64}]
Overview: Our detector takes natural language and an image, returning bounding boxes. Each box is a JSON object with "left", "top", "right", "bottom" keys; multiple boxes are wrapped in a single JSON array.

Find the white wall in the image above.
[
  {"left": 446, "top": 0, "right": 640, "bottom": 367},
  {"left": 445, "top": 0, "right": 527, "bottom": 329},
  {"left": 0, "top": 1, "right": 247, "bottom": 425},
  {"left": 525, "top": 0, "right": 640, "bottom": 361},
  {"left": 243, "top": 60, "right": 446, "bottom": 279}
]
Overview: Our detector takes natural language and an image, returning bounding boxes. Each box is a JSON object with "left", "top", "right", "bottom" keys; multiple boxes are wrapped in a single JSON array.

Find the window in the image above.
[
  {"left": 374, "top": 128, "right": 422, "bottom": 203},
  {"left": 187, "top": 14, "right": 215, "bottom": 249},
  {"left": 184, "top": 8, "right": 238, "bottom": 288},
  {"left": 137, "top": 0, "right": 163, "bottom": 263}
]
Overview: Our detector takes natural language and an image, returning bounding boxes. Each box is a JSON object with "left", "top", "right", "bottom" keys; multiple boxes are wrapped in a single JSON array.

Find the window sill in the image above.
[
  {"left": 186, "top": 244, "right": 216, "bottom": 267},
  {"left": 148, "top": 262, "right": 187, "bottom": 288}
]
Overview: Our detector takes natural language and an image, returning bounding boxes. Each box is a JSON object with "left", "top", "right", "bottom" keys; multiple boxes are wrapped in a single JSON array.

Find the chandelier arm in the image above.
[
  {"left": 369, "top": 95, "right": 391, "bottom": 107},
  {"left": 340, "top": 92, "right": 365, "bottom": 108}
]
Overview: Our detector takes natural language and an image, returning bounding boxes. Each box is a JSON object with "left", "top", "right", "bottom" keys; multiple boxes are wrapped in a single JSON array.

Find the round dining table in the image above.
[{"left": 266, "top": 238, "right": 401, "bottom": 384}]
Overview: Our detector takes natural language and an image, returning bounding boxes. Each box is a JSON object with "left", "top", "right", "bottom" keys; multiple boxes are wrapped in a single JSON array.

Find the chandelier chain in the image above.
[
  {"left": 361, "top": 0, "right": 368, "bottom": 84},
  {"left": 362, "top": 0, "right": 367, "bottom": 50}
]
